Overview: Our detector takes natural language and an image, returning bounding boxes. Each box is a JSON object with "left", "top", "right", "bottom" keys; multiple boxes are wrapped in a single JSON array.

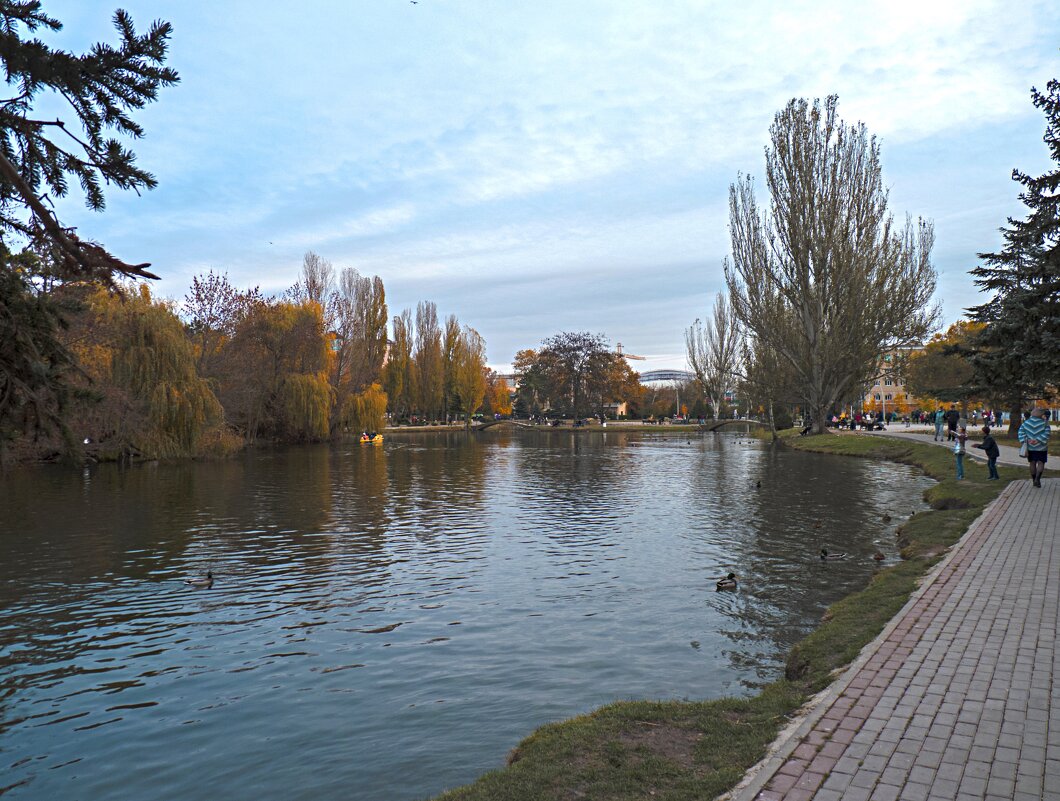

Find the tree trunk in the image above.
[{"left": 1008, "top": 402, "right": 1022, "bottom": 438}]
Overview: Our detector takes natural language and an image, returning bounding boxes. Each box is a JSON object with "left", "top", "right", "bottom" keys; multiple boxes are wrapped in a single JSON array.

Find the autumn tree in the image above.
[
  {"left": 384, "top": 309, "right": 414, "bottom": 420},
  {"left": 686, "top": 292, "right": 741, "bottom": 420},
  {"left": 181, "top": 270, "right": 263, "bottom": 377},
  {"left": 534, "top": 332, "right": 624, "bottom": 418},
  {"left": 414, "top": 301, "right": 443, "bottom": 421},
  {"left": 341, "top": 381, "right": 387, "bottom": 434},
  {"left": 442, "top": 314, "right": 461, "bottom": 422},
  {"left": 452, "top": 326, "right": 487, "bottom": 427},
  {"left": 217, "top": 300, "right": 332, "bottom": 442},
  {"left": 904, "top": 322, "right": 983, "bottom": 407},
  {"left": 329, "top": 267, "right": 387, "bottom": 435},
  {"left": 725, "top": 96, "right": 938, "bottom": 433},
  {"left": 601, "top": 356, "right": 644, "bottom": 418},
  {"left": 483, "top": 371, "right": 513, "bottom": 417},
  {"left": 512, "top": 348, "right": 546, "bottom": 417},
  {"left": 65, "top": 284, "right": 226, "bottom": 459}
]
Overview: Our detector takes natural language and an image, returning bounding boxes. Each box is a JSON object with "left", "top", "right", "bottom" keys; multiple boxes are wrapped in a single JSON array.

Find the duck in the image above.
[
  {"left": 872, "top": 551, "right": 886, "bottom": 561},
  {"left": 882, "top": 513, "right": 892, "bottom": 523},
  {"left": 813, "top": 519, "right": 823, "bottom": 529},
  {"left": 755, "top": 481, "right": 761, "bottom": 489},
  {"left": 716, "top": 572, "right": 738, "bottom": 591},
  {"left": 184, "top": 570, "right": 213, "bottom": 588},
  {"left": 820, "top": 549, "right": 848, "bottom": 561}
]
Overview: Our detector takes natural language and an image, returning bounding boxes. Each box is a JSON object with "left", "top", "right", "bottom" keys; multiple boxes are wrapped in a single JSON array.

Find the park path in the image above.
[
  {"left": 865, "top": 426, "right": 1033, "bottom": 469},
  {"left": 729, "top": 478, "right": 1059, "bottom": 801}
]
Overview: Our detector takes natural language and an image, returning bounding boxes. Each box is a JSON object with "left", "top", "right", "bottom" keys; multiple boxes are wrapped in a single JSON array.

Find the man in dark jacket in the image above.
[
  {"left": 973, "top": 425, "right": 1001, "bottom": 479},
  {"left": 945, "top": 405, "right": 960, "bottom": 441}
]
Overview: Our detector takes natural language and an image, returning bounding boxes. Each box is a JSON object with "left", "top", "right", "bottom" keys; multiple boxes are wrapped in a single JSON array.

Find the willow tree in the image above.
[
  {"left": 725, "top": 96, "right": 938, "bottom": 433},
  {"left": 73, "top": 284, "right": 223, "bottom": 459},
  {"left": 383, "top": 309, "right": 414, "bottom": 420},
  {"left": 686, "top": 292, "right": 741, "bottom": 420},
  {"left": 341, "top": 382, "right": 388, "bottom": 434},
  {"left": 218, "top": 300, "right": 331, "bottom": 442}
]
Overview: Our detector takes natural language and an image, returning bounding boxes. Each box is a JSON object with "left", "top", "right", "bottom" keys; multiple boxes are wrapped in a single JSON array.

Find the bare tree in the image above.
[
  {"left": 328, "top": 267, "right": 388, "bottom": 433},
  {"left": 725, "top": 96, "right": 938, "bottom": 434},
  {"left": 686, "top": 292, "right": 741, "bottom": 420},
  {"left": 288, "top": 251, "right": 336, "bottom": 328}
]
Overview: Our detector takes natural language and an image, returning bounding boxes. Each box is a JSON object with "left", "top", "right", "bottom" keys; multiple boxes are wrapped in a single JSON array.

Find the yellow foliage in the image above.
[
  {"left": 341, "top": 383, "right": 388, "bottom": 434},
  {"left": 279, "top": 371, "right": 333, "bottom": 441},
  {"left": 67, "top": 284, "right": 224, "bottom": 458}
]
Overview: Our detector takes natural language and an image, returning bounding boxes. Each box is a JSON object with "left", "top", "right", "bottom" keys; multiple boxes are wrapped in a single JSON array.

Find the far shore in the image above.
[{"left": 384, "top": 419, "right": 760, "bottom": 434}]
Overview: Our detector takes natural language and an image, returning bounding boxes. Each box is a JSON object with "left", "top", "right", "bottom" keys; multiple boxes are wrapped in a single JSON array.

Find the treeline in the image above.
[{"left": 2, "top": 251, "right": 503, "bottom": 464}]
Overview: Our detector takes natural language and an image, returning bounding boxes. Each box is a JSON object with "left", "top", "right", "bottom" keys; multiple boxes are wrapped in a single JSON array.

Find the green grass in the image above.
[{"left": 429, "top": 435, "right": 1017, "bottom": 801}]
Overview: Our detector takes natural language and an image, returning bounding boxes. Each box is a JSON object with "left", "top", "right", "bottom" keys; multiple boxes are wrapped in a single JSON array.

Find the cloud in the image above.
[
  {"left": 46, "top": 0, "right": 1060, "bottom": 369},
  {"left": 271, "top": 203, "right": 417, "bottom": 250}
]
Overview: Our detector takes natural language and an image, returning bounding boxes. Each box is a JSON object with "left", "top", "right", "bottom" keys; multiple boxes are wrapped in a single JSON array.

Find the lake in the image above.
[{"left": 0, "top": 429, "right": 932, "bottom": 800}]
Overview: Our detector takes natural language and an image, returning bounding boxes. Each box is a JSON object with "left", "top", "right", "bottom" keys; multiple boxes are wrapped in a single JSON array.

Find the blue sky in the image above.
[{"left": 46, "top": 0, "right": 1060, "bottom": 371}]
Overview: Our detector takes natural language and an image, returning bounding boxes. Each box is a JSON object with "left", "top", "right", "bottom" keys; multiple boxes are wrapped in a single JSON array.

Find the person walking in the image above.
[
  {"left": 944, "top": 405, "right": 960, "bottom": 441},
  {"left": 953, "top": 424, "right": 968, "bottom": 480},
  {"left": 1018, "top": 407, "right": 1051, "bottom": 488},
  {"left": 973, "top": 425, "right": 1001, "bottom": 480},
  {"left": 933, "top": 407, "right": 945, "bottom": 441}
]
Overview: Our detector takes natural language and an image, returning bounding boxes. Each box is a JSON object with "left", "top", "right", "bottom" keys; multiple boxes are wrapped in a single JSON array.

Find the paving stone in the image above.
[
  {"left": 730, "top": 481, "right": 1060, "bottom": 801},
  {"left": 899, "top": 782, "right": 930, "bottom": 801}
]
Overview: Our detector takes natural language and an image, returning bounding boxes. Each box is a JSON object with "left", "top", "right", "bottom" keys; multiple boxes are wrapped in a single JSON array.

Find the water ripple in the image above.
[{"left": 0, "top": 433, "right": 932, "bottom": 801}]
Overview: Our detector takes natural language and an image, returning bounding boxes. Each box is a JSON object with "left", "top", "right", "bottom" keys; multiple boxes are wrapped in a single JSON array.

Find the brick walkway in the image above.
[{"left": 732, "top": 479, "right": 1060, "bottom": 801}]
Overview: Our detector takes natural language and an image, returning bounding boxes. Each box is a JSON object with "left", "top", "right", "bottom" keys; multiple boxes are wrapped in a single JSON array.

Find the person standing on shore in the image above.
[
  {"left": 934, "top": 407, "right": 945, "bottom": 441},
  {"left": 973, "top": 425, "right": 1001, "bottom": 480},
  {"left": 1018, "top": 407, "right": 1051, "bottom": 488},
  {"left": 954, "top": 424, "right": 968, "bottom": 480}
]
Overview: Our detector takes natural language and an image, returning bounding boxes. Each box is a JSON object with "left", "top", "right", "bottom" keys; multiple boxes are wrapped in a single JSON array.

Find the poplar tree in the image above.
[
  {"left": 383, "top": 309, "right": 413, "bottom": 420},
  {"left": 452, "top": 326, "right": 487, "bottom": 427},
  {"left": 413, "top": 300, "right": 443, "bottom": 420},
  {"left": 725, "top": 97, "right": 938, "bottom": 433}
]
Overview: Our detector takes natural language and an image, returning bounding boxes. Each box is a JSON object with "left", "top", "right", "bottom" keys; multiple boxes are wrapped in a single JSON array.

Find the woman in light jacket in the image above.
[{"left": 1018, "top": 408, "right": 1051, "bottom": 488}]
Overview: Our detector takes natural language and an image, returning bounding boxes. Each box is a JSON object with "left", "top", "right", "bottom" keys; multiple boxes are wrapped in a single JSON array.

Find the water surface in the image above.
[{"left": 0, "top": 430, "right": 932, "bottom": 800}]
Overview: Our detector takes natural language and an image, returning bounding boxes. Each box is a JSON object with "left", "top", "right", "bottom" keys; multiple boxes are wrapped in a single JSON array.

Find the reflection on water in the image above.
[{"left": 0, "top": 431, "right": 932, "bottom": 801}]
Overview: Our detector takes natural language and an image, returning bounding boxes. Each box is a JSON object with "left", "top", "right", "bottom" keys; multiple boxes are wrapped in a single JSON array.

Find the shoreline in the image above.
[{"left": 429, "top": 432, "right": 1019, "bottom": 800}]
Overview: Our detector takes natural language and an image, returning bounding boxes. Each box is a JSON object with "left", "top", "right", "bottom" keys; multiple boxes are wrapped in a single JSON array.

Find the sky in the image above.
[{"left": 42, "top": 0, "right": 1060, "bottom": 372}]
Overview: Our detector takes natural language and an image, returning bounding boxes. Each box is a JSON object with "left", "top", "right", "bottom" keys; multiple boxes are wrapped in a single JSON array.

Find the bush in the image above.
[{"left": 773, "top": 408, "right": 793, "bottom": 430}]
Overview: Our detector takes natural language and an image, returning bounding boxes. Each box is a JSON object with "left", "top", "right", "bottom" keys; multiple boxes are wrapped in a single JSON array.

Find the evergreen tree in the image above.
[
  {"left": 967, "top": 78, "right": 1060, "bottom": 431},
  {"left": 0, "top": 3, "right": 176, "bottom": 456},
  {"left": 0, "top": 2, "right": 177, "bottom": 280}
]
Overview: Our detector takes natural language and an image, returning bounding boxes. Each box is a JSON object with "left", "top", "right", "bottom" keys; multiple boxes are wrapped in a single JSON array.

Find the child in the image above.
[
  {"left": 954, "top": 424, "right": 968, "bottom": 480},
  {"left": 973, "top": 425, "right": 1000, "bottom": 480}
]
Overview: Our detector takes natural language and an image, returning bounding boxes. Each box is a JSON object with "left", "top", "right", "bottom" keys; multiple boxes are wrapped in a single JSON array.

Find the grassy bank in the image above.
[{"left": 430, "top": 434, "right": 1020, "bottom": 801}]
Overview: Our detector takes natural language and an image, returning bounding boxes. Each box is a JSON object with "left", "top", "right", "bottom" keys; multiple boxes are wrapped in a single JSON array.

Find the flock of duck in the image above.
[{"left": 715, "top": 511, "right": 897, "bottom": 591}]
